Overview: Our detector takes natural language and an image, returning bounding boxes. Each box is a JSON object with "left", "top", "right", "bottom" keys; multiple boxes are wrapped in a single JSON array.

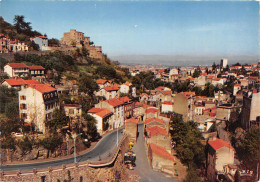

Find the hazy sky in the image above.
[{"left": 0, "top": 0, "right": 259, "bottom": 57}]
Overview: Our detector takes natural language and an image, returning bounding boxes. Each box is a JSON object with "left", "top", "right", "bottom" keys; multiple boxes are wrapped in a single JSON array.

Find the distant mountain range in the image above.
[{"left": 110, "top": 54, "right": 259, "bottom": 67}]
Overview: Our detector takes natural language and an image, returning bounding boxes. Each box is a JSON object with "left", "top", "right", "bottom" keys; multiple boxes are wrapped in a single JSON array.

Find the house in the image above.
[
  {"left": 140, "top": 93, "right": 149, "bottom": 104},
  {"left": 119, "top": 81, "right": 136, "bottom": 96},
  {"left": 95, "top": 85, "right": 120, "bottom": 100},
  {"left": 4, "top": 63, "right": 29, "bottom": 78},
  {"left": 60, "top": 29, "right": 90, "bottom": 47},
  {"left": 173, "top": 92, "right": 195, "bottom": 122},
  {"left": 133, "top": 101, "right": 146, "bottom": 122},
  {"left": 241, "top": 90, "right": 260, "bottom": 129},
  {"left": 0, "top": 34, "right": 9, "bottom": 53},
  {"left": 145, "top": 107, "right": 159, "bottom": 120},
  {"left": 8, "top": 40, "right": 28, "bottom": 52},
  {"left": 145, "top": 126, "right": 171, "bottom": 152},
  {"left": 88, "top": 107, "right": 113, "bottom": 133},
  {"left": 233, "top": 84, "right": 241, "bottom": 95},
  {"left": 18, "top": 84, "right": 59, "bottom": 133},
  {"left": 96, "top": 79, "right": 112, "bottom": 89},
  {"left": 207, "top": 138, "right": 235, "bottom": 182},
  {"left": 31, "top": 36, "right": 49, "bottom": 51},
  {"left": 119, "top": 96, "right": 133, "bottom": 120},
  {"left": 1, "top": 78, "right": 41, "bottom": 90},
  {"left": 28, "top": 65, "right": 45, "bottom": 77},
  {"left": 216, "top": 104, "right": 234, "bottom": 121},
  {"left": 161, "top": 101, "right": 174, "bottom": 113},
  {"left": 145, "top": 117, "right": 167, "bottom": 130},
  {"left": 63, "top": 104, "right": 82, "bottom": 119},
  {"left": 125, "top": 117, "right": 138, "bottom": 142},
  {"left": 95, "top": 98, "right": 124, "bottom": 129},
  {"left": 148, "top": 143, "right": 175, "bottom": 171}
]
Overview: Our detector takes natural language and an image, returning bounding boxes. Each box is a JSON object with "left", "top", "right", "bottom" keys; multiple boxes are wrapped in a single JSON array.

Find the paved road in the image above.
[
  {"left": 0, "top": 128, "right": 123, "bottom": 171},
  {"left": 132, "top": 124, "right": 178, "bottom": 182}
]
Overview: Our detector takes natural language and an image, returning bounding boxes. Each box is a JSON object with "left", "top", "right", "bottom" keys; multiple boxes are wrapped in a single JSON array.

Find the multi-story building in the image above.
[
  {"left": 31, "top": 36, "right": 49, "bottom": 51},
  {"left": 28, "top": 65, "right": 45, "bottom": 77},
  {"left": 207, "top": 138, "right": 234, "bottom": 182},
  {"left": 19, "top": 84, "right": 59, "bottom": 133},
  {"left": 241, "top": 90, "right": 260, "bottom": 129},
  {"left": 1, "top": 78, "right": 41, "bottom": 90},
  {"left": 0, "top": 34, "right": 9, "bottom": 53},
  {"left": 8, "top": 40, "right": 28, "bottom": 52},
  {"left": 220, "top": 58, "right": 228, "bottom": 68},
  {"left": 95, "top": 98, "right": 124, "bottom": 128},
  {"left": 119, "top": 96, "right": 133, "bottom": 120},
  {"left": 60, "top": 29, "right": 90, "bottom": 47},
  {"left": 4, "top": 63, "right": 29, "bottom": 78},
  {"left": 88, "top": 107, "right": 113, "bottom": 133}
]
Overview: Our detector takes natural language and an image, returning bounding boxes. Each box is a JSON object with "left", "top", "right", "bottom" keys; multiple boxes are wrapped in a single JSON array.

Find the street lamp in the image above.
[{"left": 67, "top": 131, "right": 82, "bottom": 164}]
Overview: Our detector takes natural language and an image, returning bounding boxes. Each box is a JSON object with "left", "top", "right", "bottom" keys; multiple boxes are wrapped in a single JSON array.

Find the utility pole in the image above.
[{"left": 68, "top": 131, "right": 82, "bottom": 163}]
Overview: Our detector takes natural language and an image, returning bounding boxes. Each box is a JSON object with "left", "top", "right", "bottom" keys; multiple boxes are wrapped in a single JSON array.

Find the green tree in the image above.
[
  {"left": 192, "top": 69, "right": 200, "bottom": 78},
  {"left": 5, "top": 100, "right": 19, "bottom": 120},
  {"left": 78, "top": 74, "right": 99, "bottom": 96},
  {"left": 96, "top": 65, "right": 117, "bottom": 80},
  {"left": 1, "top": 136, "right": 16, "bottom": 150},
  {"left": 17, "top": 136, "right": 33, "bottom": 155},
  {"left": 40, "top": 134, "right": 63, "bottom": 154},
  {"left": 237, "top": 127, "right": 260, "bottom": 172},
  {"left": 85, "top": 114, "right": 98, "bottom": 141},
  {"left": 13, "top": 15, "right": 32, "bottom": 35},
  {"left": 50, "top": 108, "right": 68, "bottom": 130},
  {"left": 183, "top": 167, "right": 200, "bottom": 182}
]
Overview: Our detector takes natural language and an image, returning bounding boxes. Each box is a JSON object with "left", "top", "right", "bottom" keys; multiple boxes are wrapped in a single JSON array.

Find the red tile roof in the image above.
[
  {"left": 88, "top": 107, "right": 104, "bottom": 113},
  {"left": 159, "top": 90, "right": 172, "bottom": 95},
  {"left": 2, "top": 79, "right": 41, "bottom": 86},
  {"left": 105, "top": 98, "right": 124, "bottom": 107},
  {"left": 145, "top": 117, "right": 165, "bottom": 125},
  {"left": 234, "top": 84, "right": 241, "bottom": 87},
  {"left": 208, "top": 138, "right": 234, "bottom": 151},
  {"left": 95, "top": 109, "right": 113, "bottom": 118},
  {"left": 96, "top": 79, "right": 108, "bottom": 84},
  {"left": 146, "top": 126, "right": 168, "bottom": 137},
  {"left": 104, "top": 86, "right": 119, "bottom": 91},
  {"left": 7, "top": 63, "right": 28, "bottom": 68},
  {"left": 162, "top": 101, "right": 173, "bottom": 105},
  {"left": 28, "top": 65, "right": 45, "bottom": 70},
  {"left": 145, "top": 108, "right": 159, "bottom": 113},
  {"left": 149, "top": 143, "right": 174, "bottom": 161},
  {"left": 29, "top": 84, "right": 56, "bottom": 93},
  {"left": 119, "top": 96, "right": 131, "bottom": 103},
  {"left": 126, "top": 117, "right": 139, "bottom": 124}
]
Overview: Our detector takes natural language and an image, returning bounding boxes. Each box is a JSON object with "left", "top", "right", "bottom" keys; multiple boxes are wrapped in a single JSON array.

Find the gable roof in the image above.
[
  {"left": 146, "top": 126, "right": 168, "bottom": 137},
  {"left": 145, "top": 117, "right": 165, "bottom": 125},
  {"left": 2, "top": 78, "right": 41, "bottom": 86},
  {"left": 88, "top": 107, "right": 112, "bottom": 118},
  {"left": 28, "top": 65, "right": 45, "bottom": 70},
  {"left": 105, "top": 98, "right": 124, "bottom": 107},
  {"left": 96, "top": 79, "right": 108, "bottom": 84},
  {"left": 208, "top": 138, "right": 234, "bottom": 151},
  {"left": 7, "top": 63, "right": 28, "bottom": 68},
  {"left": 28, "top": 84, "right": 56, "bottom": 93},
  {"left": 104, "top": 86, "right": 119, "bottom": 91},
  {"left": 145, "top": 108, "right": 159, "bottom": 113},
  {"left": 119, "top": 96, "right": 131, "bottom": 103},
  {"left": 149, "top": 143, "right": 174, "bottom": 161}
]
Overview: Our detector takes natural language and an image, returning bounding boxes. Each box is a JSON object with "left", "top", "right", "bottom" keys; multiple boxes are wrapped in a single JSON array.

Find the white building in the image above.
[
  {"left": 4, "top": 63, "right": 29, "bottom": 78},
  {"left": 161, "top": 101, "right": 174, "bottom": 113},
  {"left": 95, "top": 98, "right": 124, "bottom": 129},
  {"left": 63, "top": 104, "right": 82, "bottom": 119},
  {"left": 31, "top": 36, "right": 49, "bottom": 51},
  {"left": 220, "top": 59, "right": 228, "bottom": 68},
  {"left": 233, "top": 84, "right": 241, "bottom": 95},
  {"left": 88, "top": 107, "right": 113, "bottom": 134},
  {"left": 19, "top": 84, "right": 59, "bottom": 133}
]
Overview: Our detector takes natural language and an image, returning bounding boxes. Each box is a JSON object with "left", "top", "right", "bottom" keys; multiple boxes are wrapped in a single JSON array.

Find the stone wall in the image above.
[{"left": 0, "top": 136, "right": 131, "bottom": 182}]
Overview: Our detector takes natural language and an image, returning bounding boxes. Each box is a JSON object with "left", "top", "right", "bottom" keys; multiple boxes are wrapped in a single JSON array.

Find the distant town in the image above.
[{"left": 0, "top": 15, "right": 259, "bottom": 182}]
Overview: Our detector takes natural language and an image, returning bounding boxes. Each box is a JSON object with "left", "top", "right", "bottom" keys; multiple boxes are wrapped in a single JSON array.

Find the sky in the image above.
[{"left": 0, "top": 0, "right": 259, "bottom": 61}]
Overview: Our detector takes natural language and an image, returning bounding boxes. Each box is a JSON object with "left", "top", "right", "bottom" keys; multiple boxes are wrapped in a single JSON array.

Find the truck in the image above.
[{"left": 124, "top": 150, "right": 136, "bottom": 170}]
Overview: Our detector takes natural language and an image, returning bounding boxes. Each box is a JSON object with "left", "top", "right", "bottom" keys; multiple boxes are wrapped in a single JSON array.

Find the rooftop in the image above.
[
  {"left": 146, "top": 126, "right": 168, "bottom": 137},
  {"left": 145, "top": 117, "right": 165, "bottom": 125},
  {"left": 149, "top": 143, "right": 174, "bottom": 161},
  {"left": 208, "top": 138, "right": 234, "bottom": 151},
  {"left": 7, "top": 63, "right": 28, "bottom": 68},
  {"left": 105, "top": 98, "right": 124, "bottom": 107}
]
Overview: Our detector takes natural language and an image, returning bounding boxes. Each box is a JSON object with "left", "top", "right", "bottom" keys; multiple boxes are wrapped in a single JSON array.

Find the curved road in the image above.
[{"left": 0, "top": 128, "right": 123, "bottom": 171}]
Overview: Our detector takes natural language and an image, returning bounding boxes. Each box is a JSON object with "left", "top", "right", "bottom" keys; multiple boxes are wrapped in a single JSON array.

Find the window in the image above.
[
  {"left": 20, "top": 104, "right": 27, "bottom": 110},
  {"left": 69, "top": 109, "right": 74, "bottom": 114},
  {"left": 21, "top": 113, "right": 27, "bottom": 119},
  {"left": 20, "top": 95, "right": 26, "bottom": 100}
]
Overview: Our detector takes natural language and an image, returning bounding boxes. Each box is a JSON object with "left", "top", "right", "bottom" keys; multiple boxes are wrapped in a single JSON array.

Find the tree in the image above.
[
  {"left": 78, "top": 74, "right": 99, "bottom": 96},
  {"left": 13, "top": 15, "right": 32, "bottom": 35},
  {"left": 17, "top": 136, "right": 33, "bottom": 155},
  {"left": 5, "top": 99, "right": 19, "bottom": 120},
  {"left": 28, "top": 40, "right": 40, "bottom": 51},
  {"left": 40, "top": 134, "right": 63, "bottom": 154},
  {"left": 212, "top": 62, "right": 217, "bottom": 71},
  {"left": 85, "top": 114, "right": 98, "bottom": 141},
  {"left": 192, "top": 69, "right": 200, "bottom": 78},
  {"left": 237, "top": 127, "right": 260, "bottom": 172},
  {"left": 183, "top": 167, "right": 200, "bottom": 182},
  {"left": 50, "top": 108, "right": 68, "bottom": 130},
  {"left": 96, "top": 65, "right": 117, "bottom": 80}
]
